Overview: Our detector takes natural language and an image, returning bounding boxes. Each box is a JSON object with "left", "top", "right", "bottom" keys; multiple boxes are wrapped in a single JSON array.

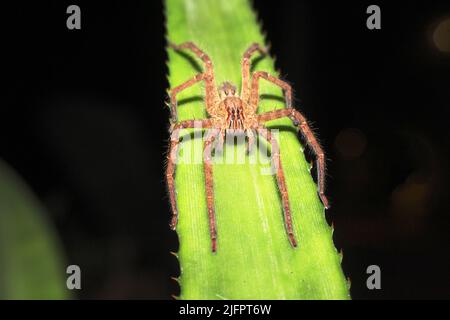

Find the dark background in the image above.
[{"left": 2, "top": 0, "right": 449, "bottom": 299}]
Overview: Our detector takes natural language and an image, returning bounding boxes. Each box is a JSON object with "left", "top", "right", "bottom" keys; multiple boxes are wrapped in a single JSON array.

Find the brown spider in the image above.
[{"left": 166, "top": 41, "right": 328, "bottom": 252}]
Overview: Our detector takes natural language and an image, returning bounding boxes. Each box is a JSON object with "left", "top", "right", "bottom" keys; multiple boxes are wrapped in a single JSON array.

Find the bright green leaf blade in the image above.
[
  {"left": 0, "top": 159, "right": 69, "bottom": 299},
  {"left": 166, "top": 0, "right": 350, "bottom": 299}
]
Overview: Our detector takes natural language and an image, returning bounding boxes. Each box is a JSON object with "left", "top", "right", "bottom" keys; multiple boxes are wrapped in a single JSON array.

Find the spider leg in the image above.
[
  {"left": 167, "top": 131, "right": 181, "bottom": 229},
  {"left": 169, "top": 41, "right": 220, "bottom": 116},
  {"left": 257, "top": 126, "right": 297, "bottom": 248},
  {"left": 241, "top": 43, "right": 268, "bottom": 102},
  {"left": 257, "top": 108, "right": 329, "bottom": 209},
  {"left": 249, "top": 71, "right": 293, "bottom": 111},
  {"left": 169, "top": 73, "right": 205, "bottom": 122},
  {"left": 203, "top": 129, "right": 220, "bottom": 252},
  {"left": 214, "top": 129, "right": 226, "bottom": 155},
  {"left": 246, "top": 129, "right": 256, "bottom": 155},
  {"left": 167, "top": 119, "right": 212, "bottom": 230}
]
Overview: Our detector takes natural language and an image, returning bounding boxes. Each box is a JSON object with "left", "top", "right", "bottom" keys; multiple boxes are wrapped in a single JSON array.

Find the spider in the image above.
[{"left": 166, "top": 41, "right": 328, "bottom": 252}]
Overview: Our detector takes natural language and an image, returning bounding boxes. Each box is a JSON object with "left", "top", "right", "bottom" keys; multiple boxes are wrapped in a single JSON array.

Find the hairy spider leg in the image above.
[
  {"left": 167, "top": 119, "right": 212, "bottom": 230},
  {"left": 167, "top": 132, "right": 180, "bottom": 229},
  {"left": 169, "top": 73, "right": 206, "bottom": 122},
  {"left": 257, "top": 108, "right": 329, "bottom": 209},
  {"left": 249, "top": 71, "right": 293, "bottom": 111},
  {"left": 257, "top": 126, "right": 297, "bottom": 247},
  {"left": 246, "top": 129, "right": 257, "bottom": 154},
  {"left": 241, "top": 43, "right": 268, "bottom": 102},
  {"left": 211, "top": 129, "right": 226, "bottom": 156},
  {"left": 169, "top": 42, "right": 220, "bottom": 118},
  {"left": 203, "top": 129, "right": 220, "bottom": 252}
]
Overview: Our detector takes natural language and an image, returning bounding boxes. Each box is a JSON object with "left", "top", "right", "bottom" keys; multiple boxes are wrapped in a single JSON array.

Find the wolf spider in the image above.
[{"left": 166, "top": 41, "right": 328, "bottom": 252}]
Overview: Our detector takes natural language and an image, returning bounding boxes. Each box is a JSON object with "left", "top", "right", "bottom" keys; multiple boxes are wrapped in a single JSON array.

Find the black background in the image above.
[{"left": 2, "top": 0, "right": 450, "bottom": 299}]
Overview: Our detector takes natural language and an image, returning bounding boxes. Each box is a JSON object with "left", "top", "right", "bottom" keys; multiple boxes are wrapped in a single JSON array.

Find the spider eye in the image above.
[{"left": 220, "top": 82, "right": 237, "bottom": 96}]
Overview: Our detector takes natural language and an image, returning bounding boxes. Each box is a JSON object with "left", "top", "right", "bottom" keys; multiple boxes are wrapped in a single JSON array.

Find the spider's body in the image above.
[
  {"left": 223, "top": 95, "right": 248, "bottom": 130},
  {"left": 166, "top": 42, "right": 329, "bottom": 252},
  {"left": 208, "top": 81, "right": 256, "bottom": 131}
]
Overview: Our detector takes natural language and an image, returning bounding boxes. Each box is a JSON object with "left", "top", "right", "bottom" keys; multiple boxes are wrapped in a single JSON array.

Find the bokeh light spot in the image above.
[
  {"left": 433, "top": 17, "right": 450, "bottom": 53},
  {"left": 334, "top": 128, "right": 367, "bottom": 159}
]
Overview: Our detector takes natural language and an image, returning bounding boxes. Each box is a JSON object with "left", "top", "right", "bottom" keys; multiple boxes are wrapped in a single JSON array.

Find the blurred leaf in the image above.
[{"left": 0, "top": 159, "right": 69, "bottom": 299}]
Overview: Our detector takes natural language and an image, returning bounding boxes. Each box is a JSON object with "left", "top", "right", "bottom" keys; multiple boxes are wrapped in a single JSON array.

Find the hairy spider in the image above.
[{"left": 166, "top": 42, "right": 328, "bottom": 252}]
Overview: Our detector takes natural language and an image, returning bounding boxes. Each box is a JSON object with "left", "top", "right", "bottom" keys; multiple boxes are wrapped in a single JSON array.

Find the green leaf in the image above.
[
  {"left": 0, "top": 159, "right": 69, "bottom": 299},
  {"left": 166, "top": 0, "right": 350, "bottom": 299}
]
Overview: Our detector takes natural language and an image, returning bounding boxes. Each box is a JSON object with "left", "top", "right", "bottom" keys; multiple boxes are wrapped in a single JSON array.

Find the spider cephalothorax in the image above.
[
  {"left": 217, "top": 82, "right": 251, "bottom": 130},
  {"left": 219, "top": 81, "right": 237, "bottom": 97},
  {"left": 166, "top": 41, "right": 329, "bottom": 252}
]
